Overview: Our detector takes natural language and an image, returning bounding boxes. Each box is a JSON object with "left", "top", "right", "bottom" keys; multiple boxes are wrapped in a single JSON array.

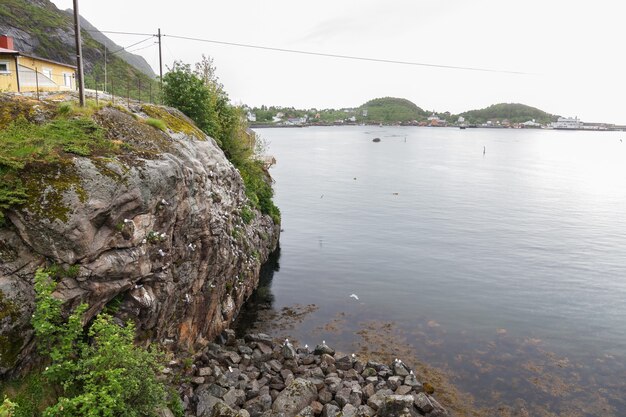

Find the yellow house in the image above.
[{"left": 0, "top": 35, "right": 76, "bottom": 93}]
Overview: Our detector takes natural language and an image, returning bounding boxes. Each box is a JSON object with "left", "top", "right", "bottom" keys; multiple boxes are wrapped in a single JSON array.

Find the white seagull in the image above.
[{"left": 349, "top": 294, "right": 359, "bottom": 300}]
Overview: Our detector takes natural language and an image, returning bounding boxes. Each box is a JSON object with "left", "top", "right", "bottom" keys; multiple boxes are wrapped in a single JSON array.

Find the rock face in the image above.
[{"left": 0, "top": 101, "right": 280, "bottom": 375}]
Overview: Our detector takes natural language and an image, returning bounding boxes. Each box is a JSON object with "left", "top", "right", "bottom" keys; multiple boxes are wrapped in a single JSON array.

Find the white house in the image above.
[{"left": 551, "top": 116, "right": 583, "bottom": 130}]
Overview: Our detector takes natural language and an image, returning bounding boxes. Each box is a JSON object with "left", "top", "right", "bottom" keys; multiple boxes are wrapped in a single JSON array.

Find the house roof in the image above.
[
  {"left": 19, "top": 53, "right": 76, "bottom": 69},
  {"left": 0, "top": 47, "right": 19, "bottom": 54}
]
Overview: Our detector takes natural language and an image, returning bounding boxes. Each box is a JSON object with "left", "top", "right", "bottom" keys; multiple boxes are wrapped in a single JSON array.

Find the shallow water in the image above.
[{"left": 240, "top": 126, "right": 626, "bottom": 416}]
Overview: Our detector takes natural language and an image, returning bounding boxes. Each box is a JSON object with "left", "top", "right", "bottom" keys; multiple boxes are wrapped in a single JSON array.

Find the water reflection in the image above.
[{"left": 235, "top": 245, "right": 280, "bottom": 336}]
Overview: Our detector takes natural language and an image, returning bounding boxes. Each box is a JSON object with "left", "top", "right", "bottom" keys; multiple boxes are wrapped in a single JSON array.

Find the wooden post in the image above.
[
  {"left": 35, "top": 67, "right": 40, "bottom": 100},
  {"left": 158, "top": 28, "right": 163, "bottom": 103},
  {"left": 72, "top": 0, "right": 86, "bottom": 106}
]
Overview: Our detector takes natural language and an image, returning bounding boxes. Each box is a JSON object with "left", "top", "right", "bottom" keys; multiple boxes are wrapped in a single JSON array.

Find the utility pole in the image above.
[
  {"left": 158, "top": 28, "right": 163, "bottom": 100},
  {"left": 72, "top": 0, "right": 85, "bottom": 106},
  {"left": 104, "top": 45, "right": 107, "bottom": 93}
]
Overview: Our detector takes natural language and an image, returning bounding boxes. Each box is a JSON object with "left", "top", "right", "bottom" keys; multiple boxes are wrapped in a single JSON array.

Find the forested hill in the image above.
[
  {"left": 0, "top": 0, "right": 157, "bottom": 98},
  {"left": 459, "top": 103, "right": 556, "bottom": 124},
  {"left": 359, "top": 97, "right": 427, "bottom": 122}
]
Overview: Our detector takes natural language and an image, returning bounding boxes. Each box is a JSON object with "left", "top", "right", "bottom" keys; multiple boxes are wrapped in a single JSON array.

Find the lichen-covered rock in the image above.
[
  {"left": 0, "top": 102, "right": 279, "bottom": 376},
  {"left": 271, "top": 378, "right": 318, "bottom": 417}
]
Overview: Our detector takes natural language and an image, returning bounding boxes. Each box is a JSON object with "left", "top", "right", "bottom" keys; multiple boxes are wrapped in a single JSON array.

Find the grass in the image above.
[
  {"left": 0, "top": 115, "right": 117, "bottom": 224},
  {"left": 144, "top": 118, "right": 167, "bottom": 131}
]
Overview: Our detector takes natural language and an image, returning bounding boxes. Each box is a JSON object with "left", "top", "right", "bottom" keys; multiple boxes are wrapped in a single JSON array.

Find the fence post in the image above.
[{"left": 35, "top": 67, "right": 40, "bottom": 101}]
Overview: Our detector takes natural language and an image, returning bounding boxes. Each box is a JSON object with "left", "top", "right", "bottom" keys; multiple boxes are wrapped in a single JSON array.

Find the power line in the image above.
[
  {"left": 85, "top": 29, "right": 155, "bottom": 37},
  {"left": 163, "top": 34, "right": 529, "bottom": 75},
  {"left": 110, "top": 36, "right": 155, "bottom": 55},
  {"left": 126, "top": 42, "right": 157, "bottom": 54}
]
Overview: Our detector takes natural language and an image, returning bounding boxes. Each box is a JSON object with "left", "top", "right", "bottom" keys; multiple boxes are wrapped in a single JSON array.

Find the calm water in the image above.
[{"left": 242, "top": 126, "right": 626, "bottom": 416}]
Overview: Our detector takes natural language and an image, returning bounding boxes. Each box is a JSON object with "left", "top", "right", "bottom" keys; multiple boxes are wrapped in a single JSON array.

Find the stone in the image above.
[
  {"left": 321, "top": 404, "right": 340, "bottom": 417},
  {"left": 245, "top": 393, "right": 273, "bottom": 417},
  {"left": 377, "top": 395, "right": 414, "bottom": 417},
  {"left": 396, "top": 385, "right": 413, "bottom": 395},
  {"left": 196, "top": 394, "right": 224, "bottom": 417},
  {"left": 366, "top": 390, "right": 393, "bottom": 411},
  {"left": 361, "top": 368, "right": 377, "bottom": 378},
  {"left": 387, "top": 376, "right": 402, "bottom": 390},
  {"left": 335, "top": 387, "right": 352, "bottom": 408},
  {"left": 341, "top": 404, "right": 357, "bottom": 417},
  {"left": 414, "top": 392, "right": 434, "bottom": 413},
  {"left": 271, "top": 378, "right": 318, "bottom": 417},
  {"left": 362, "top": 383, "right": 375, "bottom": 399},
  {"left": 314, "top": 343, "right": 335, "bottom": 356},
  {"left": 356, "top": 405, "right": 375, "bottom": 417},
  {"left": 223, "top": 389, "right": 246, "bottom": 407},
  {"left": 393, "top": 362, "right": 410, "bottom": 377},
  {"left": 310, "top": 401, "right": 324, "bottom": 415},
  {"left": 335, "top": 355, "right": 352, "bottom": 371},
  {"left": 192, "top": 377, "right": 206, "bottom": 385},
  {"left": 295, "top": 406, "right": 315, "bottom": 417},
  {"left": 403, "top": 373, "right": 420, "bottom": 387},
  {"left": 282, "top": 342, "right": 298, "bottom": 360},
  {"left": 317, "top": 388, "right": 333, "bottom": 404}
]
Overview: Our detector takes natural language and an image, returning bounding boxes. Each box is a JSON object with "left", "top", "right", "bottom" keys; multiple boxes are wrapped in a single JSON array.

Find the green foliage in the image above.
[
  {"left": 144, "top": 118, "right": 167, "bottom": 132},
  {"left": 163, "top": 59, "right": 280, "bottom": 223},
  {"left": 32, "top": 270, "right": 166, "bottom": 417},
  {"left": 241, "top": 205, "right": 255, "bottom": 224},
  {"left": 1, "top": 397, "right": 17, "bottom": 417},
  {"left": 360, "top": 97, "right": 427, "bottom": 122},
  {"left": 459, "top": 103, "right": 554, "bottom": 124},
  {"left": 162, "top": 63, "right": 218, "bottom": 136}
]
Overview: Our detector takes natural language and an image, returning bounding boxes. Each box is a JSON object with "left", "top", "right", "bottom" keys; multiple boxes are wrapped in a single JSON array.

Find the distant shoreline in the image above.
[{"left": 250, "top": 123, "right": 626, "bottom": 132}]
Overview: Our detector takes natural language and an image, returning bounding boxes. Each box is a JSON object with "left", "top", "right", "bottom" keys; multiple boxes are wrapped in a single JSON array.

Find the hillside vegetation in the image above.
[
  {"left": 359, "top": 97, "right": 427, "bottom": 122},
  {"left": 0, "top": 0, "right": 158, "bottom": 101},
  {"left": 459, "top": 103, "right": 555, "bottom": 124}
]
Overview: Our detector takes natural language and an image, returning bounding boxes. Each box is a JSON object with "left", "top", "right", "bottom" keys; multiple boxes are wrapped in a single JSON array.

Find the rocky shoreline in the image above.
[{"left": 167, "top": 330, "right": 450, "bottom": 417}]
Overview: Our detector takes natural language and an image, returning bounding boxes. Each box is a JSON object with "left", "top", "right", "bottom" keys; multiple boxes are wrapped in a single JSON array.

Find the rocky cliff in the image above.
[{"left": 0, "top": 95, "right": 280, "bottom": 376}]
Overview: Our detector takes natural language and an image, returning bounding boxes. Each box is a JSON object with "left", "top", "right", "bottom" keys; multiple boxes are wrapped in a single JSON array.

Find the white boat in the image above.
[{"left": 551, "top": 116, "right": 583, "bottom": 130}]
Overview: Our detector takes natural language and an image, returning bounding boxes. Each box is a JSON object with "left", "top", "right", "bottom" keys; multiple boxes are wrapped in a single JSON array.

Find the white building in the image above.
[{"left": 551, "top": 116, "right": 583, "bottom": 130}]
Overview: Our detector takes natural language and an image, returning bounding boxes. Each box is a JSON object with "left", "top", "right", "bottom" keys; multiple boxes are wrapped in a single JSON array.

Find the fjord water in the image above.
[{"left": 251, "top": 126, "right": 626, "bottom": 415}]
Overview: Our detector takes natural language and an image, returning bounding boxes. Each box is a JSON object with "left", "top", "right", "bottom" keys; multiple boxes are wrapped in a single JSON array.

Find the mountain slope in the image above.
[
  {"left": 360, "top": 97, "right": 427, "bottom": 122},
  {"left": 459, "top": 103, "right": 555, "bottom": 124},
  {"left": 77, "top": 14, "right": 156, "bottom": 78},
  {"left": 0, "top": 0, "right": 157, "bottom": 99}
]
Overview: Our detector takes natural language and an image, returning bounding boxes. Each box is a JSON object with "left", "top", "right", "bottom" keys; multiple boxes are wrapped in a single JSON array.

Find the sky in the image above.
[{"left": 50, "top": 0, "right": 626, "bottom": 124}]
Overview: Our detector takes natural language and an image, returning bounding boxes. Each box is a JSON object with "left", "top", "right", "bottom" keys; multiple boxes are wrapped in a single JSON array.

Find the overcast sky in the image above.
[{"left": 51, "top": 0, "right": 626, "bottom": 123}]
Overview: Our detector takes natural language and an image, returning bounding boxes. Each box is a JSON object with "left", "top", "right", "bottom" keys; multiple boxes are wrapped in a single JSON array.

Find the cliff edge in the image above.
[{"left": 0, "top": 95, "right": 280, "bottom": 376}]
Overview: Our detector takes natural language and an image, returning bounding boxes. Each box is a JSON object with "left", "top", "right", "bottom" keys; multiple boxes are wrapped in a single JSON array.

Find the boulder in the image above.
[{"left": 271, "top": 378, "right": 318, "bottom": 417}]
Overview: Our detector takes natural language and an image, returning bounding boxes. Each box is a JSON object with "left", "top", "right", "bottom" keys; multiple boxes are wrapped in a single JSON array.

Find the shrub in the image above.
[
  {"left": 0, "top": 397, "right": 17, "bottom": 417},
  {"left": 144, "top": 118, "right": 167, "bottom": 132},
  {"left": 32, "top": 270, "right": 166, "bottom": 417}
]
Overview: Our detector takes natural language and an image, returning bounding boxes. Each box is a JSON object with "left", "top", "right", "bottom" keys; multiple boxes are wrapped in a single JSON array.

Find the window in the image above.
[
  {"left": 0, "top": 61, "right": 10, "bottom": 74},
  {"left": 63, "top": 73, "right": 72, "bottom": 87},
  {"left": 42, "top": 68, "right": 52, "bottom": 79}
]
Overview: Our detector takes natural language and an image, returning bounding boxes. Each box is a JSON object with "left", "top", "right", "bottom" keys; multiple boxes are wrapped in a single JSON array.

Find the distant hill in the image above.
[
  {"left": 359, "top": 97, "right": 427, "bottom": 122},
  {"left": 0, "top": 0, "right": 157, "bottom": 99},
  {"left": 459, "top": 103, "right": 555, "bottom": 124}
]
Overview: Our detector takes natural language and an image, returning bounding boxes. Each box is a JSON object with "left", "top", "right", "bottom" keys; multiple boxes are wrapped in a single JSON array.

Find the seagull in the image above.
[
  {"left": 304, "top": 344, "right": 308, "bottom": 349},
  {"left": 123, "top": 218, "right": 132, "bottom": 223},
  {"left": 410, "top": 370, "right": 414, "bottom": 375},
  {"left": 349, "top": 294, "right": 359, "bottom": 300},
  {"left": 141, "top": 238, "right": 147, "bottom": 244},
  {"left": 161, "top": 199, "right": 169, "bottom": 206},
  {"left": 228, "top": 366, "right": 233, "bottom": 373},
  {"left": 158, "top": 249, "right": 166, "bottom": 257},
  {"left": 284, "top": 338, "right": 289, "bottom": 344},
  {"left": 322, "top": 340, "right": 326, "bottom": 345},
  {"left": 351, "top": 353, "right": 356, "bottom": 358}
]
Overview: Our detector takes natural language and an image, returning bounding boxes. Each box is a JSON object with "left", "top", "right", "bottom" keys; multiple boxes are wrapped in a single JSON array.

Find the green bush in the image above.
[
  {"left": 162, "top": 60, "right": 280, "bottom": 224},
  {"left": 32, "top": 270, "right": 166, "bottom": 417},
  {"left": 144, "top": 118, "right": 167, "bottom": 132},
  {"left": 0, "top": 397, "right": 17, "bottom": 417}
]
